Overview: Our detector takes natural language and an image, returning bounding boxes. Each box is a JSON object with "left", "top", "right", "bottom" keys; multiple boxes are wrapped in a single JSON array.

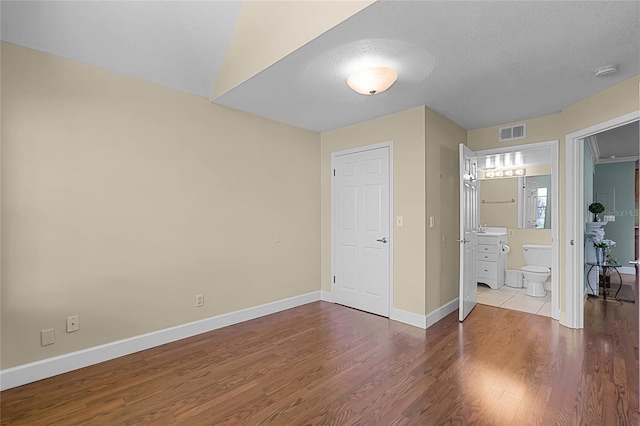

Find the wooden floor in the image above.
[{"left": 2, "top": 278, "right": 639, "bottom": 425}]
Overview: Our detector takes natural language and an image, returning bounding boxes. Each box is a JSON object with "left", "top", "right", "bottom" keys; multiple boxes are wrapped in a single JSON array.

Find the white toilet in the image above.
[{"left": 521, "top": 244, "right": 551, "bottom": 298}]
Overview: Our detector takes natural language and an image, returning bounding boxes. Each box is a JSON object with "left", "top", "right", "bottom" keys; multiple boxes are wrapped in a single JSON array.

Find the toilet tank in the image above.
[{"left": 522, "top": 244, "right": 552, "bottom": 267}]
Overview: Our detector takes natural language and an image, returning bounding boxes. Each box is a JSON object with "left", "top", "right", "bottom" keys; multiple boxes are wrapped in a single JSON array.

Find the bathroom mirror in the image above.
[
  {"left": 479, "top": 174, "right": 551, "bottom": 229},
  {"left": 518, "top": 175, "right": 551, "bottom": 229}
]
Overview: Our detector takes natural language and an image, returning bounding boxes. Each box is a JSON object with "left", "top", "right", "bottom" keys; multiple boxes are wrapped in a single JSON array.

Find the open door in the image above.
[
  {"left": 632, "top": 150, "right": 639, "bottom": 404},
  {"left": 632, "top": 160, "right": 640, "bottom": 271},
  {"left": 459, "top": 144, "right": 479, "bottom": 321}
]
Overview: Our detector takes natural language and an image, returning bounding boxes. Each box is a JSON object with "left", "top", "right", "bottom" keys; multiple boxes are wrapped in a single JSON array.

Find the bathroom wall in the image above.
[
  {"left": 479, "top": 178, "right": 518, "bottom": 229},
  {"left": 479, "top": 171, "right": 552, "bottom": 270}
]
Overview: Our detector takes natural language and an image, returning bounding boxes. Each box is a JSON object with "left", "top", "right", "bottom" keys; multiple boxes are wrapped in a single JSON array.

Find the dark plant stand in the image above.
[{"left": 586, "top": 261, "right": 623, "bottom": 303}]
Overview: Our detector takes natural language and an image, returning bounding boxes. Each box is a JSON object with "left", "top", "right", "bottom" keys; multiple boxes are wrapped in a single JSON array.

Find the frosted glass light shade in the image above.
[{"left": 347, "top": 67, "right": 398, "bottom": 95}]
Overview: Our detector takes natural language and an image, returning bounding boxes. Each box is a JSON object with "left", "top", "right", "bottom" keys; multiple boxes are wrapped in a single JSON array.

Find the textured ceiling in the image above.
[
  {"left": 1, "top": 1, "right": 242, "bottom": 97},
  {"left": 215, "top": 0, "right": 640, "bottom": 131},
  {"left": 2, "top": 1, "right": 639, "bottom": 133}
]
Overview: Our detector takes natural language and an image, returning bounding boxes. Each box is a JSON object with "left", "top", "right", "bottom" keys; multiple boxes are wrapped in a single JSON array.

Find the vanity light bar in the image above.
[{"left": 484, "top": 168, "right": 525, "bottom": 179}]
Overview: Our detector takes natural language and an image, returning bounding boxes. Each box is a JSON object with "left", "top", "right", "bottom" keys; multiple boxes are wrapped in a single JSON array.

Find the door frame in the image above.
[
  {"left": 330, "top": 141, "right": 394, "bottom": 316},
  {"left": 474, "top": 140, "right": 560, "bottom": 321},
  {"left": 565, "top": 110, "right": 640, "bottom": 329}
]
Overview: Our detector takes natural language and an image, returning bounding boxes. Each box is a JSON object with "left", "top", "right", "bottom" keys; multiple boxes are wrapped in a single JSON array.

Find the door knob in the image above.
[
  {"left": 376, "top": 237, "right": 388, "bottom": 243},
  {"left": 456, "top": 239, "right": 468, "bottom": 243}
]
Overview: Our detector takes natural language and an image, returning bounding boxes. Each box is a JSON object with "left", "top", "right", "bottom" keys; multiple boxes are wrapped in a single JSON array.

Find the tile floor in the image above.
[{"left": 477, "top": 284, "right": 552, "bottom": 317}]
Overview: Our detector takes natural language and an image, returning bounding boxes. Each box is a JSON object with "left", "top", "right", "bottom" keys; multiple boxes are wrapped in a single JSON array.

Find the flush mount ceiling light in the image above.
[
  {"left": 594, "top": 64, "right": 618, "bottom": 77},
  {"left": 347, "top": 67, "right": 398, "bottom": 95}
]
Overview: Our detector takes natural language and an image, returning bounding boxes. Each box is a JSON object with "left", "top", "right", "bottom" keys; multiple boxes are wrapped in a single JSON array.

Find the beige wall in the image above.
[
  {"left": 468, "top": 112, "right": 564, "bottom": 152},
  {"left": 1, "top": 43, "right": 321, "bottom": 368},
  {"left": 321, "top": 107, "right": 426, "bottom": 315},
  {"left": 424, "top": 108, "right": 466, "bottom": 313},
  {"left": 3, "top": 39, "right": 638, "bottom": 372},
  {"left": 479, "top": 179, "right": 518, "bottom": 229},
  {"left": 0, "top": 41, "right": 3, "bottom": 363},
  {"left": 212, "top": 1, "right": 374, "bottom": 99},
  {"left": 320, "top": 106, "right": 465, "bottom": 316},
  {"left": 563, "top": 77, "right": 640, "bottom": 134},
  {"left": 468, "top": 74, "right": 640, "bottom": 320}
]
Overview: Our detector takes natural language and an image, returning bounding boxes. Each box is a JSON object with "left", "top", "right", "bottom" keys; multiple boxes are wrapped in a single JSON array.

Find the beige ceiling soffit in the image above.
[{"left": 210, "top": 0, "right": 375, "bottom": 101}]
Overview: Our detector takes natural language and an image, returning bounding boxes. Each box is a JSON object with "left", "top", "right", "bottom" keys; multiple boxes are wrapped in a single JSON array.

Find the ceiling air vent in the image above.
[{"left": 499, "top": 123, "right": 526, "bottom": 142}]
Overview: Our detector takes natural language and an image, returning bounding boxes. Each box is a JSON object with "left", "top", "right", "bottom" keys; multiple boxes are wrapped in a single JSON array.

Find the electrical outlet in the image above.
[
  {"left": 508, "top": 229, "right": 514, "bottom": 236},
  {"left": 67, "top": 315, "right": 79, "bottom": 333},
  {"left": 603, "top": 215, "right": 615, "bottom": 222},
  {"left": 195, "top": 294, "right": 204, "bottom": 308},
  {"left": 41, "top": 329, "right": 55, "bottom": 346}
]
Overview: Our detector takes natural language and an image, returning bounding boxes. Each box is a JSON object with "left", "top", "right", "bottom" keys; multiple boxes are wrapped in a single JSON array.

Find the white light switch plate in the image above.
[
  {"left": 396, "top": 216, "right": 404, "bottom": 227},
  {"left": 67, "top": 315, "right": 79, "bottom": 333}
]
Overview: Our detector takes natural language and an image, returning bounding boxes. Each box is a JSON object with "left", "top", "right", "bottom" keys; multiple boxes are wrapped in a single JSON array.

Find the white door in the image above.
[
  {"left": 633, "top": 149, "right": 640, "bottom": 270},
  {"left": 333, "top": 146, "right": 390, "bottom": 317},
  {"left": 459, "top": 144, "right": 479, "bottom": 321}
]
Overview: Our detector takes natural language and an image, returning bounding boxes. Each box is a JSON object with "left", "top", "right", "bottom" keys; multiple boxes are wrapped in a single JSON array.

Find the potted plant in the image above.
[
  {"left": 592, "top": 237, "right": 616, "bottom": 264},
  {"left": 588, "top": 202, "right": 605, "bottom": 222}
]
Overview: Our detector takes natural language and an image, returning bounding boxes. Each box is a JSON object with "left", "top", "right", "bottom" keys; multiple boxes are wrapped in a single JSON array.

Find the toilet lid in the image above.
[{"left": 522, "top": 265, "right": 550, "bottom": 273}]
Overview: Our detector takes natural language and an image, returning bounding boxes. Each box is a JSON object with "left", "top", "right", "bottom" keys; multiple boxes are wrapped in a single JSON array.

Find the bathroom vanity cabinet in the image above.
[{"left": 476, "top": 233, "right": 506, "bottom": 289}]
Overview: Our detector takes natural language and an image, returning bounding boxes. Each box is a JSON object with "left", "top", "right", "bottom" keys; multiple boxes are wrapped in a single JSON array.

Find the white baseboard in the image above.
[
  {"left": 390, "top": 308, "right": 427, "bottom": 329},
  {"left": 0, "top": 291, "right": 320, "bottom": 391},
  {"left": 619, "top": 266, "right": 636, "bottom": 275},
  {"left": 320, "top": 290, "right": 334, "bottom": 302},
  {"left": 426, "top": 298, "right": 459, "bottom": 328},
  {"left": 390, "top": 298, "right": 459, "bottom": 330},
  {"left": 1, "top": 291, "right": 459, "bottom": 390}
]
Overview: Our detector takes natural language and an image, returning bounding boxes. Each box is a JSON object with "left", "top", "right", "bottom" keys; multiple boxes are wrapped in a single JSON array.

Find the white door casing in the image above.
[
  {"left": 565, "top": 111, "right": 639, "bottom": 329},
  {"left": 459, "top": 144, "right": 479, "bottom": 321},
  {"left": 332, "top": 144, "right": 391, "bottom": 317}
]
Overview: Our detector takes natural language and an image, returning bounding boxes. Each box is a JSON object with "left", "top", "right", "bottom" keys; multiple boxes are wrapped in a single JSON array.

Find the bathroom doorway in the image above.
[{"left": 472, "top": 141, "right": 559, "bottom": 320}]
